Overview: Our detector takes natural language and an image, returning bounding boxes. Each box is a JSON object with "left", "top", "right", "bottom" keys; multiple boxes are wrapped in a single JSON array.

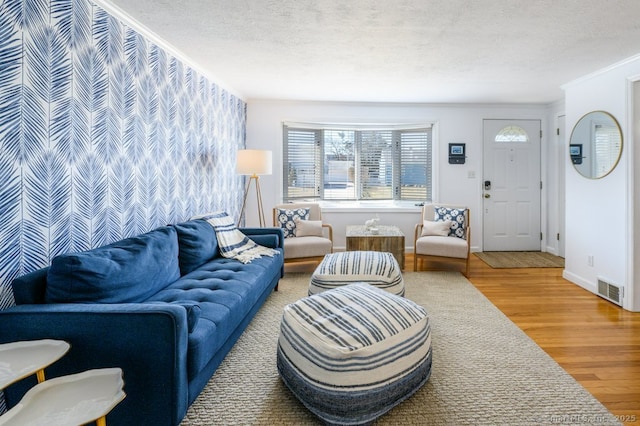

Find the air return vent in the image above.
[{"left": 597, "top": 278, "right": 623, "bottom": 306}]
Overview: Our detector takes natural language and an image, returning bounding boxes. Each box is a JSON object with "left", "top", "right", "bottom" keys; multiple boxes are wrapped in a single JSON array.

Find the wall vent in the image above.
[{"left": 597, "top": 278, "right": 623, "bottom": 306}]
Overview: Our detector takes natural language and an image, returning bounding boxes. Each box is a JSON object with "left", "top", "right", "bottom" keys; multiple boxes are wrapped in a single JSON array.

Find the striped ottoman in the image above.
[
  {"left": 309, "top": 251, "right": 404, "bottom": 296},
  {"left": 277, "top": 283, "right": 432, "bottom": 425}
]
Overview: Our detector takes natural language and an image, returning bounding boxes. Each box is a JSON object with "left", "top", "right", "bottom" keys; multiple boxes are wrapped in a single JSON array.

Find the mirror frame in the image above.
[{"left": 569, "top": 110, "right": 623, "bottom": 179}]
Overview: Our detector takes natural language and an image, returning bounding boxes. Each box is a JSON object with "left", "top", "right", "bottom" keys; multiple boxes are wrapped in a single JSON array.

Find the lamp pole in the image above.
[{"left": 238, "top": 174, "right": 266, "bottom": 227}]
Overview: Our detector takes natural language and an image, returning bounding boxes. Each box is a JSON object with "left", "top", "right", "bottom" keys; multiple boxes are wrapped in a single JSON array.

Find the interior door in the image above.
[{"left": 483, "top": 119, "right": 541, "bottom": 251}]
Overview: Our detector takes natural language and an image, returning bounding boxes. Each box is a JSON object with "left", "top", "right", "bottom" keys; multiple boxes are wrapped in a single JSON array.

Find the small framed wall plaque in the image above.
[
  {"left": 448, "top": 143, "right": 466, "bottom": 164},
  {"left": 569, "top": 144, "right": 583, "bottom": 165}
]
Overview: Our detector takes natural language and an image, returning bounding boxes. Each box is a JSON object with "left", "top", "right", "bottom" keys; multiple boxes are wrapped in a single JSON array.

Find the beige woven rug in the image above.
[
  {"left": 182, "top": 272, "right": 618, "bottom": 426},
  {"left": 474, "top": 251, "right": 565, "bottom": 268}
]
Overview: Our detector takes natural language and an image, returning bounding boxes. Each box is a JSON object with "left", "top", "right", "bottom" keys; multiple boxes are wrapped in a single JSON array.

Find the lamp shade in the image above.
[{"left": 236, "top": 150, "right": 272, "bottom": 175}]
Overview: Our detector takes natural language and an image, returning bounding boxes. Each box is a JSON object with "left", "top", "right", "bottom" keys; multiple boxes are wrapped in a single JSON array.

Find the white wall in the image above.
[
  {"left": 245, "top": 100, "right": 551, "bottom": 252},
  {"left": 562, "top": 54, "right": 640, "bottom": 312}
]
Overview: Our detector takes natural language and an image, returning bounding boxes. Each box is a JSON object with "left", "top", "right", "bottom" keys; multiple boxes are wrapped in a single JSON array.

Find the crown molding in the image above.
[{"left": 93, "top": 0, "right": 245, "bottom": 101}]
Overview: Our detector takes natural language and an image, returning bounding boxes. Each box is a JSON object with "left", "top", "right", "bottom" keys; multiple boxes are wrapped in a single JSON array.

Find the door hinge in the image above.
[
  {"left": 540, "top": 130, "right": 543, "bottom": 138},
  {"left": 557, "top": 233, "right": 560, "bottom": 241},
  {"left": 556, "top": 128, "right": 560, "bottom": 136},
  {"left": 540, "top": 232, "right": 543, "bottom": 241},
  {"left": 540, "top": 181, "right": 543, "bottom": 190}
]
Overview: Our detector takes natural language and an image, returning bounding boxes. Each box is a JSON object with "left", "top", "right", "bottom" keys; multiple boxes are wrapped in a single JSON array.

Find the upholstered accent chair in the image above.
[
  {"left": 273, "top": 203, "right": 333, "bottom": 264},
  {"left": 414, "top": 204, "right": 471, "bottom": 277}
]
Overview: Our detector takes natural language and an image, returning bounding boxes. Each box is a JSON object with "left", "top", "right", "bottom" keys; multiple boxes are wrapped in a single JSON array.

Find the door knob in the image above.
[{"left": 484, "top": 193, "right": 491, "bottom": 198}]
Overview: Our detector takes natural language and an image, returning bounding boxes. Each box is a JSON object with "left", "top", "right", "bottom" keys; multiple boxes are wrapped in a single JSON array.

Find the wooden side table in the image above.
[{"left": 346, "top": 225, "right": 405, "bottom": 270}]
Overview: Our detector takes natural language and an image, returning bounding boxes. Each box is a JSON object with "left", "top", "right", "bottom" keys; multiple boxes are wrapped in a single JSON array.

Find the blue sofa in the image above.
[{"left": 0, "top": 219, "right": 284, "bottom": 425}]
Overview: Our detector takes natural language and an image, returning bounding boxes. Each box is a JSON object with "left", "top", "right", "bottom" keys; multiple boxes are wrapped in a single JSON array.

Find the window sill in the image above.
[{"left": 317, "top": 200, "right": 423, "bottom": 213}]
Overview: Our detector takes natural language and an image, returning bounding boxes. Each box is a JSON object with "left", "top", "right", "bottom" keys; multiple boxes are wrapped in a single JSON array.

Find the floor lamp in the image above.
[{"left": 237, "top": 149, "right": 272, "bottom": 227}]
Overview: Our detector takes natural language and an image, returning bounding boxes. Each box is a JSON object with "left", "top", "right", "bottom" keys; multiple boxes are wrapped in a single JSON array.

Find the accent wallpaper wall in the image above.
[{"left": 0, "top": 0, "right": 246, "bottom": 310}]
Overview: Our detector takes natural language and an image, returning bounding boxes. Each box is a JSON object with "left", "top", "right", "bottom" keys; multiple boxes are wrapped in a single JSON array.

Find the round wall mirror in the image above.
[{"left": 569, "top": 111, "right": 623, "bottom": 179}]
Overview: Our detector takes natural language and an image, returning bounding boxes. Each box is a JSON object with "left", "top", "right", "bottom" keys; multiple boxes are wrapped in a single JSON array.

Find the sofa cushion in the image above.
[
  {"left": 246, "top": 233, "right": 280, "bottom": 249},
  {"left": 146, "top": 252, "right": 283, "bottom": 380},
  {"left": 46, "top": 226, "right": 181, "bottom": 303},
  {"left": 295, "top": 219, "right": 323, "bottom": 237},
  {"left": 421, "top": 220, "right": 452, "bottom": 237},
  {"left": 434, "top": 206, "right": 467, "bottom": 239},
  {"left": 415, "top": 235, "right": 469, "bottom": 258},
  {"left": 174, "top": 219, "right": 219, "bottom": 275},
  {"left": 276, "top": 207, "right": 310, "bottom": 238},
  {"left": 283, "top": 236, "right": 332, "bottom": 260}
]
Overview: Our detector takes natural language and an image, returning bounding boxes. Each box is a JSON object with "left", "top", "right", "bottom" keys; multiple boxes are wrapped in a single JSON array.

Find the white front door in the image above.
[{"left": 483, "top": 119, "right": 541, "bottom": 251}]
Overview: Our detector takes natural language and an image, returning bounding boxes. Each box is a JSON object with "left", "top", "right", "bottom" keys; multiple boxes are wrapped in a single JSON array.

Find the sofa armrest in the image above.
[
  {"left": 241, "top": 227, "right": 284, "bottom": 249},
  {"left": 414, "top": 222, "right": 424, "bottom": 243},
  {"left": 322, "top": 223, "right": 334, "bottom": 244},
  {"left": 0, "top": 303, "right": 189, "bottom": 426},
  {"left": 12, "top": 267, "right": 48, "bottom": 304}
]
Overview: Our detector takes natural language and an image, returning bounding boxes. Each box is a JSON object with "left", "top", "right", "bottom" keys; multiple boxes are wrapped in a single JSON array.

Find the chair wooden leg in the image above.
[{"left": 413, "top": 255, "right": 417, "bottom": 271}]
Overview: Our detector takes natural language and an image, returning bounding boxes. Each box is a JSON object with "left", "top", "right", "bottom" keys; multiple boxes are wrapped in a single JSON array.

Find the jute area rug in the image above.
[
  {"left": 474, "top": 251, "right": 565, "bottom": 268},
  {"left": 182, "top": 272, "right": 619, "bottom": 426}
]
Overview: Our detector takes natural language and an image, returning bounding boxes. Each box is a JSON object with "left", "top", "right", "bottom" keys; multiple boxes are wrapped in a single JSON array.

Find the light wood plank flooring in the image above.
[{"left": 285, "top": 253, "right": 640, "bottom": 424}]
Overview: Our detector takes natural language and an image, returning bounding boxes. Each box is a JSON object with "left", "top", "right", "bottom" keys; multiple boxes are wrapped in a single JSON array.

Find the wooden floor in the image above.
[
  {"left": 420, "top": 254, "right": 640, "bottom": 425},
  {"left": 286, "top": 254, "right": 640, "bottom": 424}
]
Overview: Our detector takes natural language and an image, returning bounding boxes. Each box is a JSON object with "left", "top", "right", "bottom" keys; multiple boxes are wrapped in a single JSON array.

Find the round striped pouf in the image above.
[
  {"left": 309, "top": 251, "right": 404, "bottom": 296},
  {"left": 277, "top": 283, "right": 432, "bottom": 425}
]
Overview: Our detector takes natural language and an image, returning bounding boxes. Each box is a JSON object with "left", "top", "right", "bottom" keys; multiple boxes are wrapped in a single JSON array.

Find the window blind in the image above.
[
  {"left": 283, "top": 127, "right": 321, "bottom": 199},
  {"left": 322, "top": 130, "right": 356, "bottom": 199},
  {"left": 398, "top": 129, "right": 432, "bottom": 200},
  {"left": 360, "top": 130, "right": 393, "bottom": 200}
]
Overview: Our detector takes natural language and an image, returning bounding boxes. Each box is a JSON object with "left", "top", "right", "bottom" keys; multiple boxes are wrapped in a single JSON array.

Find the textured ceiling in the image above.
[{"left": 103, "top": 0, "right": 640, "bottom": 103}]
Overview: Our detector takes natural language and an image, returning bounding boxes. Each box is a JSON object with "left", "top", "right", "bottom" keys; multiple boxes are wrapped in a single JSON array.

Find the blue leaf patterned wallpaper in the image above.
[{"left": 0, "top": 0, "right": 246, "bottom": 311}]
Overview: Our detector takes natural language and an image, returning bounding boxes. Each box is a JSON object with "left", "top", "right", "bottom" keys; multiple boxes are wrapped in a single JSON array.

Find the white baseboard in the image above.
[{"left": 562, "top": 270, "right": 597, "bottom": 295}]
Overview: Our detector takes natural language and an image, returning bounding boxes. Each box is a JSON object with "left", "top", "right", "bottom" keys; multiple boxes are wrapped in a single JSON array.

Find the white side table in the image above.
[
  {"left": 0, "top": 368, "right": 125, "bottom": 426},
  {"left": 0, "top": 339, "right": 70, "bottom": 389}
]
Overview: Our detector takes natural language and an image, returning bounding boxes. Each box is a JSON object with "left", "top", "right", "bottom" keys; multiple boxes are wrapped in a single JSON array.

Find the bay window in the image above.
[{"left": 283, "top": 123, "right": 432, "bottom": 203}]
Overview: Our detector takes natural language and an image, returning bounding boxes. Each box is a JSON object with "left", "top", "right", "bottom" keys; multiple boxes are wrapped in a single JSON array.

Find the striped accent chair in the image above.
[
  {"left": 309, "top": 251, "right": 404, "bottom": 296},
  {"left": 277, "top": 283, "right": 432, "bottom": 425}
]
